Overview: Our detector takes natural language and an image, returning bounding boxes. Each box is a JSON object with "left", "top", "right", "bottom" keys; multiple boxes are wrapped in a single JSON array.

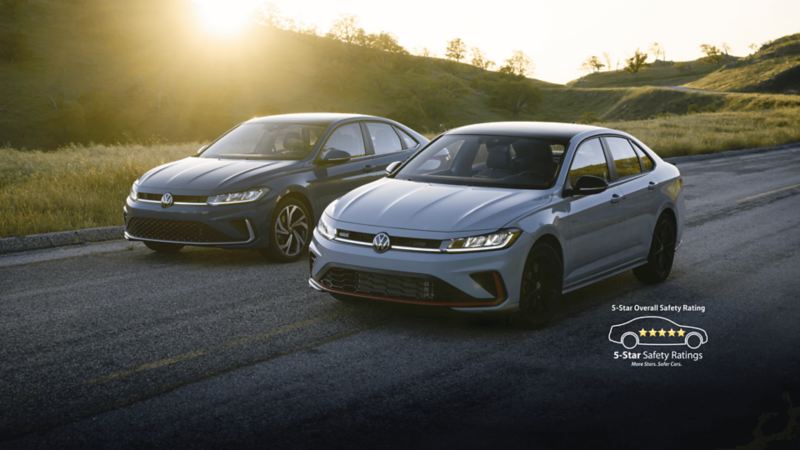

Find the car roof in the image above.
[
  {"left": 245, "top": 113, "right": 385, "bottom": 126},
  {"left": 446, "top": 121, "right": 613, "bottom": 140}
]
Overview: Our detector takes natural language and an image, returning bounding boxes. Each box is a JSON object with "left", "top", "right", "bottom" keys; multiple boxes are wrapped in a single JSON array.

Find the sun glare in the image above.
[{"left": 192, "top": 0, "right": 260, "bottom": 37}]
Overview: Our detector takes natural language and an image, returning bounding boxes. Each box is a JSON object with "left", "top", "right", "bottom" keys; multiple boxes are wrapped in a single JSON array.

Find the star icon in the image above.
[
  {"left": 639, "top": 328, "right": 647, "bottom": 337},
  {"left": 649, "top": 328, "right": 657, "bottom": 337},
  {"left": 658, "top": 328, "right": 666, "bottom": 336},
  {"left": 677, "top": 328, "right": 686, "bottom": 337},
  {"left": 668, "top": 328, "right": 676, "bottom": 337}
]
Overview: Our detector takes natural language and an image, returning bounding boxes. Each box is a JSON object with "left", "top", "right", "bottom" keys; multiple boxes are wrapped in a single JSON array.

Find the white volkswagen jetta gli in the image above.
[{"left": 309, "top": 122, "right": 685, "bottom": 326}]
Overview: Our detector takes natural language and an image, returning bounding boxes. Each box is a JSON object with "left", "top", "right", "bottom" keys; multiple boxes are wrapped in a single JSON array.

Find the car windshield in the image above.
[
  {"left": 394, "top": 134, "right": 566, "bottom": 189},
  {"left": 200, "top": 122, "right": 327, "bottom": 160}
]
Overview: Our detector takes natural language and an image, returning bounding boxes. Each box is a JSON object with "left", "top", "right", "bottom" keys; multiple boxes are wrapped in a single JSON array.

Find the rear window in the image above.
[
  {"left": 605, "top": 136, "right": 641, "bottom": 179},
  {"left": 632, "top": 142, "right": 655, "bottom": 171}
]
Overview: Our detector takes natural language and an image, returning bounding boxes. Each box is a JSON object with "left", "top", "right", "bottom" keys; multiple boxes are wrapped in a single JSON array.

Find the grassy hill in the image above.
[
  {"left": 2, "top": 0, "right": 799, "bottom": 150},
  {"left": 570, "top": 34, "right": 800, "bottom": 94},
  {"left": 0, "top": 0, "right": 561, "bottom": 149},
  {"left": 568, "top": 58, "right": 732, "bottom": 89},
  {"left": 688, "top": 33, "right": 800, "bottom": 93}
]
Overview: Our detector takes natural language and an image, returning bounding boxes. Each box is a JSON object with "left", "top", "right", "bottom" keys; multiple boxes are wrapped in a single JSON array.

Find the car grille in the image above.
[
  {"left": 319, "top": 267, "right": 500, "bottom": 304},
  {"left": 335, "top": 229, "right": 441, "bottom": 250},
  {"left": 126, "top": 217, "right": 246, "bottom": 243},
  {"left": 137, "top": 192, "right": 207, "bottom": 203}
]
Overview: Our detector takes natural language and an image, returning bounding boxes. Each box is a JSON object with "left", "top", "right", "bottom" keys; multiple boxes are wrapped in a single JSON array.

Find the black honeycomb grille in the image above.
[
  {"left": 319, "top": 267, "right": 482, "bottom": 303},
  {"left": 127, "top": 217, "right": 244, "bottom": 243}
]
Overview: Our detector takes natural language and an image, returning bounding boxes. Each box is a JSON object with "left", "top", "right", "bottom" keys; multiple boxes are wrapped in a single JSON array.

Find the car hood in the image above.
[
  {"left": 138, "top": 157, "right": 299, "bottom": 193},
  {"left": 330, "top": 178, "right": 551, "bottom": 232}
]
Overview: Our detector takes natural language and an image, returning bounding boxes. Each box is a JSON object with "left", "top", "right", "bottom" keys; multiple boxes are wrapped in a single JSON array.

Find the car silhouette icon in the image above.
[{"left": 608, "top": 316, "right": 708, "bottom": 350}]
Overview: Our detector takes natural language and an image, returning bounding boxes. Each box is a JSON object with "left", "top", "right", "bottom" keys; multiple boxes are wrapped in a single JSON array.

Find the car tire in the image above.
[
  {"left": 264, "top": 197, "right": 312, "bottom": 262},
  {"left": 621, "top": 332, "right": 639, "bottom": 349},
  {"left": 634, "top": 213, "right": 677, "bottom": 284},
  {"left": 685, "top": 332, "right": 703, "bottom": 350},
  {"left": 517, "top": 241, "right": 563, "bottom": 329},
  {"left": 144, "top": 241, "right": 184, "bottom": 253}
]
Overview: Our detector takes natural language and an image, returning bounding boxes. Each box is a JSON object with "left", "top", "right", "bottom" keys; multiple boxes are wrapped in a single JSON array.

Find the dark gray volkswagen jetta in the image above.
[{"left": 124, "top": 113, "right": 427, "bottom": 261}]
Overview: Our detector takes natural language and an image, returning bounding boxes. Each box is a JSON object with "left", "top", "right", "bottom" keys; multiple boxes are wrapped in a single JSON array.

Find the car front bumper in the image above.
[
  {"left": 123, "top": 195, "right": 275, "bottom": 249},
  {"left": 308, "top": 226, "right": 532, "bottom": 312}
]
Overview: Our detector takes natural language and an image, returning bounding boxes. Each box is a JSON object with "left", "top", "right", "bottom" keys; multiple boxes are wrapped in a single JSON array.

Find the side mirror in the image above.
[
  {"left": 319, "top": 148, "right": 351, "bottom": 165},
  {"left": 196, "top": 144, "right": 208, "bottom": 155},
  {"left": 567, "top": 175, "right": 608, "bottom": 196},
  {"left": 385, "top": 161, "right": 402, "bottom": 175}
]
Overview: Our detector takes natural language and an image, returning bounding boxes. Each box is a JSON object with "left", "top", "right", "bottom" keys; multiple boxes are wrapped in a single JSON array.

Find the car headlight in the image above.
[
  {"left": 129, "top": 180, "right": 140, "bottom": 201},
  {"left": 316, "top": 214, "right": 336, "bottom": 240},
  {"left": 207, "top": 188, "right": 268, "bottom": 205},
  {"left": 446, "top": 229, "right": 521, "bottom": 252}
]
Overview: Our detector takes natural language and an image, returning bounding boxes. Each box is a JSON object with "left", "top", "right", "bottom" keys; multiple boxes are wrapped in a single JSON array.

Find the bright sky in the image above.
[{"left": 194, "top": 0, "right": 800, "bottom": 84}]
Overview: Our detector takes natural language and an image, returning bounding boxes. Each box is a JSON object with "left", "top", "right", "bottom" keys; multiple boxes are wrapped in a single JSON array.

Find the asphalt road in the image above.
[{"left": 2, "top": 147, "right": 800, "bottom": 449}]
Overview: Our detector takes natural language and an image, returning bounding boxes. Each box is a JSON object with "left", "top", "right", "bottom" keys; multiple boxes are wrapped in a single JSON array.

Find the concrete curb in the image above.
[
  {"left": 2, "top": 141, "right": 798, "bottom": 256},
  {"left": 0, "top": 226, "right": 123, "bottom": 255}
]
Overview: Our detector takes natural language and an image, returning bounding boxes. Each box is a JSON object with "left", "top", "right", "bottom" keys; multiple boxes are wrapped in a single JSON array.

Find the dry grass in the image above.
[
  {"left": 0, "top": 143, "right": 195, "bottom": 237},
  {"left": 601, "top": 108, "right": 800, "bottom": 156},
  {"left": 2, "top": 108, "right": 800, "bottom": 237}
]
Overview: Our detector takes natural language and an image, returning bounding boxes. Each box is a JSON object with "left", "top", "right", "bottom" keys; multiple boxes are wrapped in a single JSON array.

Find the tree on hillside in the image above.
[
  {"left": 470, "top": 47, "right": 494, "bottom": 70},
  {"left": 499, "top": 50, "right": 532, "bottom": 77},
  {"left": 487, "top": 78, "right": 541, "bottom": 116},
  {"left": 327, "top": 15, "right": 408, "bottom": 54},
  {"left": 357, "top": 32, "right": 408, "bottom": 54},
  {"left": 624, "top": 49, "right": 648, "bottom": 73},
  {"left": 700, "top": 44, "right": 724, "bottom": 63},
  {"left": 649, "top": 42, "right": 665, "bottom": 61},
  {"left": 581, "top": 55, "right": 605, "bottom": 73},
  {"left": 720, "top": 42, "right": 732, "bottom": 55},
  {"left": 445, "top": 38, "right": 467, "bottom": 61},
  {"left": 327, "top": 15, "right": 360, "bottom": 44}
]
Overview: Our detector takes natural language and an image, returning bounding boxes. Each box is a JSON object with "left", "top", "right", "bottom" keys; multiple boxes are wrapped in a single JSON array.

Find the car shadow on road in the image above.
[{"left": 136, "top": 245, "right": 292, "bottom": 267}]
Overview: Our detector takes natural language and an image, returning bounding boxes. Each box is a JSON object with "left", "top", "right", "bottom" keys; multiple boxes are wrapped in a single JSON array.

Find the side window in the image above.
[
  {"left": 606, "top": 137, "right": 642, "bottom": 179},
  {"left": 569, "top": 138, "right": 609, "bottom": 186},
  {"left": 632, "top": 142, "right": 655, "bottom": 171},
  {"left": 395, "top": 127, "right": 419, "bottom": 148},
  {"left": 323, "top": 123, "right": 366, "bottom": 158},
  {"left": 366, "top": 122, "right": 403, "bottom": 155}
]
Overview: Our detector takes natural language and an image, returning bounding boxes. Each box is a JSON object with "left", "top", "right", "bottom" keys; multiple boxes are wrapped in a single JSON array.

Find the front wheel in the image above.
[
  {"left": 144, "top": 241, "right": 184, "bottom": 253},
  {"left": 634, "top": 213, "right": 677, "bottom": 284},
  {"left": 264, "top": 197, "right": 312, "bottom": 262},
  {"left": 517, "top": 241, "right": 563, "bottom": 329}
]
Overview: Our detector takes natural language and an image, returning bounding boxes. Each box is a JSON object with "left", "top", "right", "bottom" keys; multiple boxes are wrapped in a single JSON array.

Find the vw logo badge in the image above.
[
  {"left": 372, "top": 232, "right": 391, "bottom": 253},
  {"left": 160, "top": 192, "right": 174, "bottom": 208}
]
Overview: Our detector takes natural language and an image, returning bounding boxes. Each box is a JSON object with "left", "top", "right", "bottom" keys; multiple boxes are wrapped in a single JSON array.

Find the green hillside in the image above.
[
  {"left": 570, "top": 34, "right": 800, "bottom": 94},
  {"left": 0, "top": 0, "right": 561, "bottom": 148},
  {"left": 1, "top": 0, "right": 799, "bottom": 151},
  {"left": 568, "top": 58, "right": 731, "bottom": 89},
  {"left": 688, "top": 33, "right": 800, "bottom": 93}
]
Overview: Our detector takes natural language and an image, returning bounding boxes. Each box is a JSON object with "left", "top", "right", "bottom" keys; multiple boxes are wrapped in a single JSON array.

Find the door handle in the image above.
[
  {"left": 610, "top": 193, "right": 623, "bottom": 204},
  {"left": 362, "top": 164, "right": 376, "bottom": 172},
  {"left": 647, "top": 181, "right": 656, "bottom": 191}
]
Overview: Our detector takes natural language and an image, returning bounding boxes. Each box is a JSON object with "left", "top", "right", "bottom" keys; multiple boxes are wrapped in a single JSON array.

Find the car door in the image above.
[
  {"left": 560, "top": 137, "right": 621, "bottom": 286},
  {"left": 602, "top": 136, "right": 653, "bottom": 262},
  {"left": 308, "top": 122, "right": 376, "bottom": 212}
]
